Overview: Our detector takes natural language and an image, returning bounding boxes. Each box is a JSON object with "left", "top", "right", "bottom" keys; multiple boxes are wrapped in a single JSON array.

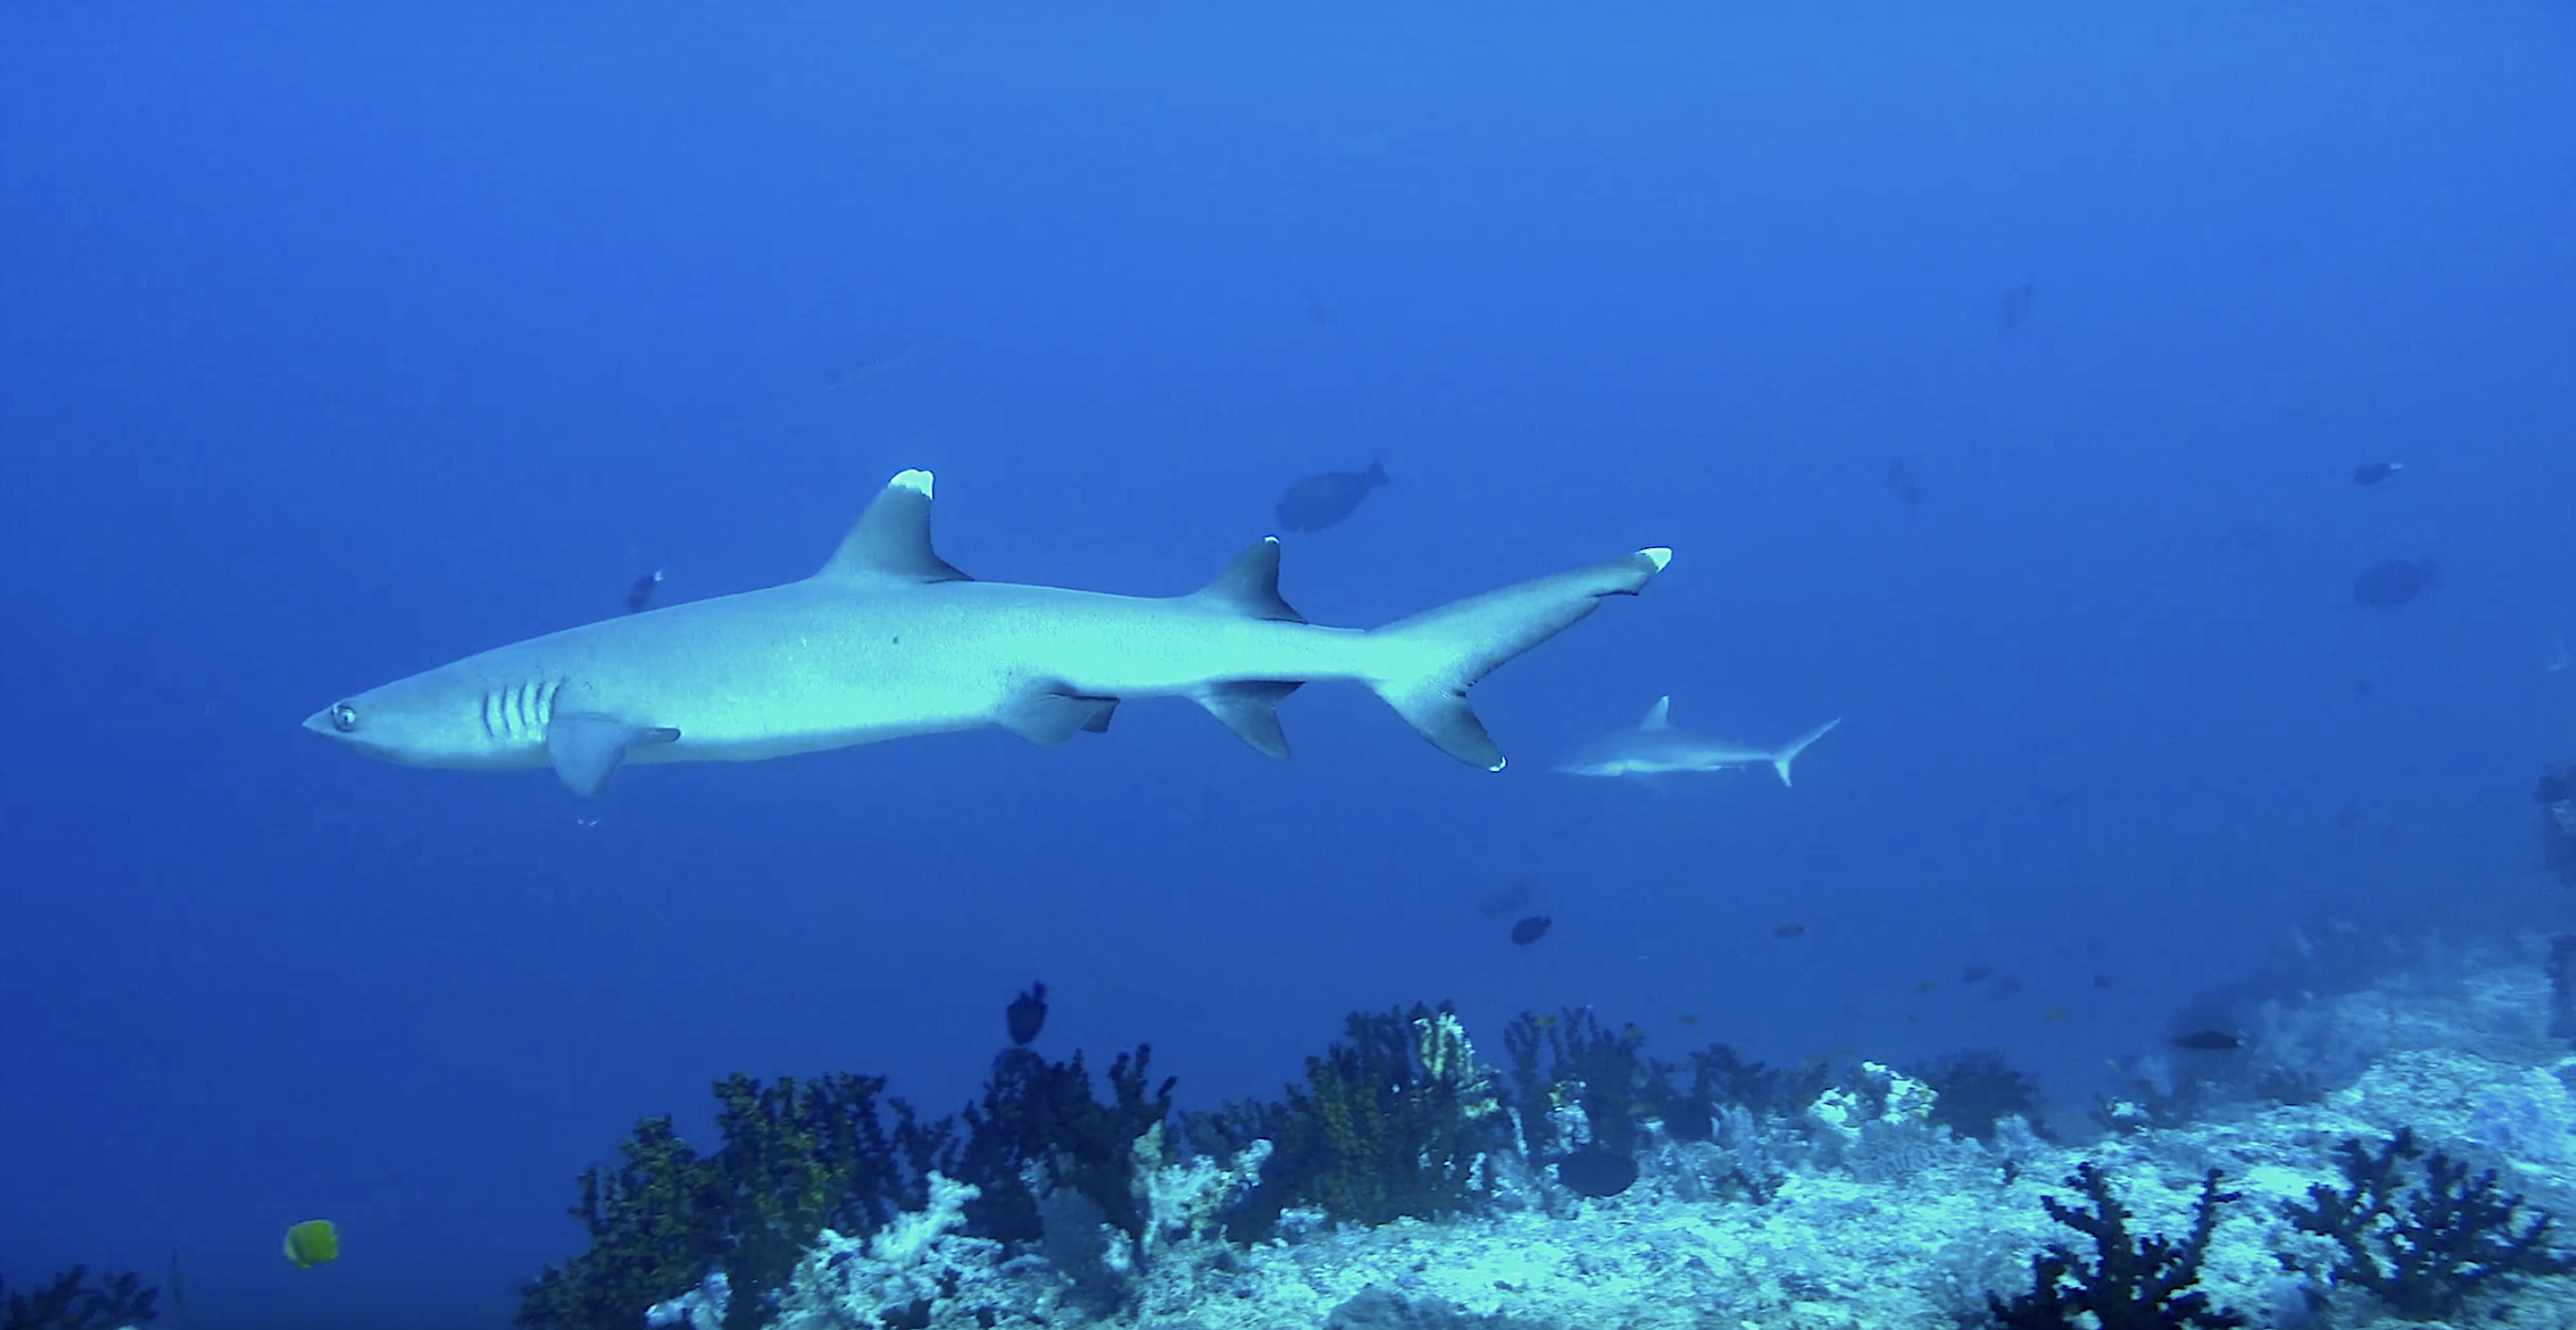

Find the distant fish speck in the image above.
[
  {"left": 1997, "top": 279, "right": 2036, "bottom": 334},
  {"left": 2352, "top": 462, "right": 2403, "bottom": 486},
  {"left": 1006, "top": 981, "right": 1049, "bottom": 1047},
  {"left": 1510, "top": 915, "right": 1551, "bottom": 945},
  {"left": 1273, "top": 461, "right": 1389, "bottom": 534},
  {"left": 625, "top": 571, "right": 663, "bottom": 613},
  {"left": 2352, "top": 558, "right": 2438, "bottom": 608},
  {"left": 2170, "top": 1029, "right": 2243, "bottom": 1052},
  {"left": 1772, "top": 922, "right": 1806, "bottom": 940}
]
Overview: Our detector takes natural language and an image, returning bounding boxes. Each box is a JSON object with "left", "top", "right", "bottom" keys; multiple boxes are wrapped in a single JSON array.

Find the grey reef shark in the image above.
[
  {"left": 1554, "top": 696, "right": 1839, "bottom": 788},
  {"left": 305, "top": 469, "right": 1672, "bottom": 795}
]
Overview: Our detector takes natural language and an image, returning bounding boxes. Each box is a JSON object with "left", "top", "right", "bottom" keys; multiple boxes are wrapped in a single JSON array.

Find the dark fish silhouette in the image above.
[
  {"left": 1510, "top": 915, "right": 1552, "bottom": 945},
  {"left": 1997, "top": 279, "right": 2036, "bottom": 333},
  {"left": 2352, "top": 462, "right": 2403, "bottom": 486},
  {"left": 1274, "top": 461, "right": 1389, "bottom": 534},
  {"left": 1772, "top": 922, "right": 1807, "bottom": 940},
  {"left": 1662, "top": 1099, "right": 1714, "bottom": 1143},
  {"left": 2352, "top": 558, "right": 2438, "bottom": 608},
  {"left": 1006, "top": 981, "right": 1048, "bottom": 1047},
  {"left": 2170, "top": 1029, "right": 2243, "bottom": 1053},
  {"left": 625, "top": 571, "right": 663, "bottom": 613},
  {"left": 1553, "top": 1146, "right": 1639, "bottom": 1198},
  {"left": 1884, "top": 459, "right": 1924, "bottom": 505}
]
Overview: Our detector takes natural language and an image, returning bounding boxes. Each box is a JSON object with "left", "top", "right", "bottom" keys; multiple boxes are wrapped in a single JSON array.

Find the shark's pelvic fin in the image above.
[
  {"left": 1195, "top": 680, "right": 1303, "bottom": 757},
  {"left": 1771, "top": 718, "right": 1841, "bottom": 788},
  {"left": 547, "top": 714, "right": 681, "bottom": 795},
  {"left": 1640, "top": 696, "right": 1672, "bottom": 729},
  {"left": 1192, "top": 537, "right": 1305, "bottom": 623},
  {"left": 815, "top": 468, "right": 971, "bottom": 584},
  {"left": 997, "top": 690, "right": 1120, "bottom": 746},
  {"left": 1372, "top": 547, "right": 1673, "bottom": 771}
]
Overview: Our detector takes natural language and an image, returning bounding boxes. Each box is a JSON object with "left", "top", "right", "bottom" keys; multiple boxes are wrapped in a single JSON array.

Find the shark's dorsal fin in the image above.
[
  {"left": 816, "top": 469, "right": 971, "bottom": 584},
  {"left": 1640, "top": 696, "right": 1672, "bottom": 730},
  {"left": 1192, "top": 537, "right": 1304, "bottom": 623}
]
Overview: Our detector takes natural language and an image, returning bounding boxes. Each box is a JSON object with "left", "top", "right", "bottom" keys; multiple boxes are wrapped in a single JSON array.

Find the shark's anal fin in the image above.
[
  {"left": 1192, "top": 538, "right": 1305, "bottom": 623},
  {"left": 1640, "top": 696, "right": 1672, "bottom": 730},
  {"left": 815, "top": 469, "right": 972, "bottom": 584},
  {"left": 997, "top": 690, "right": 1120, "bottom": 747},
  {"left": 547, "top": 714, "right": 681, "bottom": 796},
  {"left": 1195, "top": 680, "right": 1303, "bottom": 757}
]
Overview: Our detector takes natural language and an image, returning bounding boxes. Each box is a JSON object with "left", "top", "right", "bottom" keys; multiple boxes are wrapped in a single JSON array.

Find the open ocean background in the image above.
[{"left": 4, "top": 5, "right": 2573, "bottom": 1326}]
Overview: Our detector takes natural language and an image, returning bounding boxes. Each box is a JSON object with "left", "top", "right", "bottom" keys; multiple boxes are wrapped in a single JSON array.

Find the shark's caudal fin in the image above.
[
  {"left": 1368, "top": 548, "right": 1672, "bottom": 770},
  {"left": 1770, "top": 718, "right": 1840, "bottom": 788}
]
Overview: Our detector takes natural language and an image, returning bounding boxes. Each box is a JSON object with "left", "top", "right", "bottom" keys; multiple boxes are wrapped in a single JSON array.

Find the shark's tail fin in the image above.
[
  {"left": 1367, "top": 548, "right": 1671, "bottom": 770},
  {"left": 1770, "top": 718, "right": 1840, "bottom": 788}
]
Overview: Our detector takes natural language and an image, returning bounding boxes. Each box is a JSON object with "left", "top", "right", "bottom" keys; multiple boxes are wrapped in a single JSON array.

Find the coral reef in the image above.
[
  {"left": 1193, "top": 1003, "right": 1512, "bottom": 1228},
  {"left": 1, "top": 1267, "right": 158, "bottom": 1330},
  {"left": 2288, "top": 1127, "right": 2576, "bottom": 1320},
  {"left": 1987, "top": 1164, "right": 2245, "bottom": 1330},
  {"left": 517, "top": 1073, "right": 946, "bottom": 1330}
]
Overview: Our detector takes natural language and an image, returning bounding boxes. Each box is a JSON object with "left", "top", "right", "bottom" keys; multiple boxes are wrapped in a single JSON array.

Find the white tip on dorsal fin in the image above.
[
  {"left": 1192, "top": 537, "right": 1305, "bottom": 623},
  {"left": 1640, "top": 695, "right": 1672, "bottom": 730},
  {"left": 816, "top": 468, "right": 971, "bottom": 584}
]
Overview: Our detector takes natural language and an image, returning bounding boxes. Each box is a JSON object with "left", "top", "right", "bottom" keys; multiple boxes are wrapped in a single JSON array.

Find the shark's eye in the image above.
[{"left": 329, "top": 704, "right": 358, "bottom": 733}]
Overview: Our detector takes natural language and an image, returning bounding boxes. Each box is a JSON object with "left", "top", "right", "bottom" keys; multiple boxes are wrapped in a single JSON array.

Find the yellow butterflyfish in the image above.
[{"left": 282, "top": 1219, "right": 339, "bottom": 1269}]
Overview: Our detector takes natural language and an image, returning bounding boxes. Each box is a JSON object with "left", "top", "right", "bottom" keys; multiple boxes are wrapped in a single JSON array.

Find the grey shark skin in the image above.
[
  {"left": 1553, "top": 696, "right": 1839, "bottom": 788},
  {"left": 303, "top": 469, "right": 1671, "bottom": 795}
]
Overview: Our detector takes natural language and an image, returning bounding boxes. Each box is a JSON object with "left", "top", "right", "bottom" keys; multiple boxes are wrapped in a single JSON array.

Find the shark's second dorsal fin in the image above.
[
  {"left": 1640, "top": 696, "right": 1672, "bottom": 730},
  {"left": 816, "top": 469, "right": 971, "bottom": 584},
  {"left": 1193, "top": 537, "right": 1304, "bottom": 623}
]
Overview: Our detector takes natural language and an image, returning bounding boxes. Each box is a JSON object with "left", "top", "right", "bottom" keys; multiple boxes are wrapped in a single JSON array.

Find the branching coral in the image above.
[
  {"left": 940, "top": 1043, "right": 1175, "bottom": 1245},
  {"left": 2, "top": 1266, "right": 159, "bottom": 1330},
  {"left": 517, "top": 1074, "right": 948, "bottom": 1330},
  {"left": 2288, "top": 1127, "right": 2576, "bottom": 1320},
  {"left": 1192, "top": 1003, "right": 1512, "bottom": 1229},
  {"left": 1987, "top": 1163, "right": 2246, "bottom": 1330}
]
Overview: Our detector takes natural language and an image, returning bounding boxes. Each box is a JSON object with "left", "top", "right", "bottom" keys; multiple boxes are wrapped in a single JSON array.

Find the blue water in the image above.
[{"left": 4, "top": 6, "right": 2572, "bottom": 1327}]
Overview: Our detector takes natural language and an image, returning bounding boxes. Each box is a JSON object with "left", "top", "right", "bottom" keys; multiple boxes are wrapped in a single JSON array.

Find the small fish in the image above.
[
  {"left": 1676, "top": 1013, "right": 1701, "bottom": 1027},
  {"left": 2091, "top": 974, "right": 2112, "bottom": 989},
  {"left": 1273, "top": 461, "right": 1389, "bottom": 534},
  {"left": 1006, "top": 981, "right": 1048, "bottom": 1047},
  {"left": 2042, "top": 1005, "right": 2070, "bottom": 1021},
  {"left": 1884, "top": 459, "right": 1924, "bottom": 505},
  {"left": 1510, "top": 915, "right": 1552, "bottom": 945},
  {"left": 1961, "top": 963, "right": 1994, "bottom": 984},
  {"left": 625, "top": 570, "right": 664, "bottom": 613},
  {"left": 2352, "top": 462, "right": 2403, "bottom": 486},
  {"left": 1997, "top": 278, "right": 2037, "bottom": 333},
  {"left": 1915, "top": 980, "right": 1940, "bottom": 995},
  {"left": 2352, "top": 558, "right": 2438, "bottom": 608},
  {"left": 1552, "top": 1146, "right": 1640, "bottom": 1198},
  {"left": 2170, "top": 1029, "right": 2244, "bottom": 1052},
  {"left": 1771, "top": 922, "right": 1807, "bottom": 940},
  {"left": 282, "top": 1219, "right": 339, "bottom": 1269}
]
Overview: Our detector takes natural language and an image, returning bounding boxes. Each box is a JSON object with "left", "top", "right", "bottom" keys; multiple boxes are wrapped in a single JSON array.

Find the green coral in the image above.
[
  {"left": 516, "top": 1074, "right": 946, "bottom": 1330},
  {"left": 1199, "top": 1002, "right": 1512, "bottom": 1229}
]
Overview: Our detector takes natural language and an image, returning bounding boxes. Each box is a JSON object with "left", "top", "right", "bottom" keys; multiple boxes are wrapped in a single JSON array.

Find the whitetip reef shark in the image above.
[
  {"left": 304, "top": 469, "right": 1671, "bottom": 794},
  {"left": 1553, "top": 696, "right": 1839, "bottom": 788}
]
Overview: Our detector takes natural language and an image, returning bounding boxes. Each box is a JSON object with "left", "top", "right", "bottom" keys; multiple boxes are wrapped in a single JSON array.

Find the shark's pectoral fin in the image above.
[
  {"left": 996, "top": 689, "right": 1120, "bottom": 747},
  {"left": 546, "top": 714, "right": 681, "bottom": 796},
  {"left": 1195, "top": 680, "right": 1302, "bottom": 758},
  {"left": 1192, "top": 538, "right": 1305, "bottom": 623},
  {"left": 814, "top": 469, "right": 972, "bottom": 585}
]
